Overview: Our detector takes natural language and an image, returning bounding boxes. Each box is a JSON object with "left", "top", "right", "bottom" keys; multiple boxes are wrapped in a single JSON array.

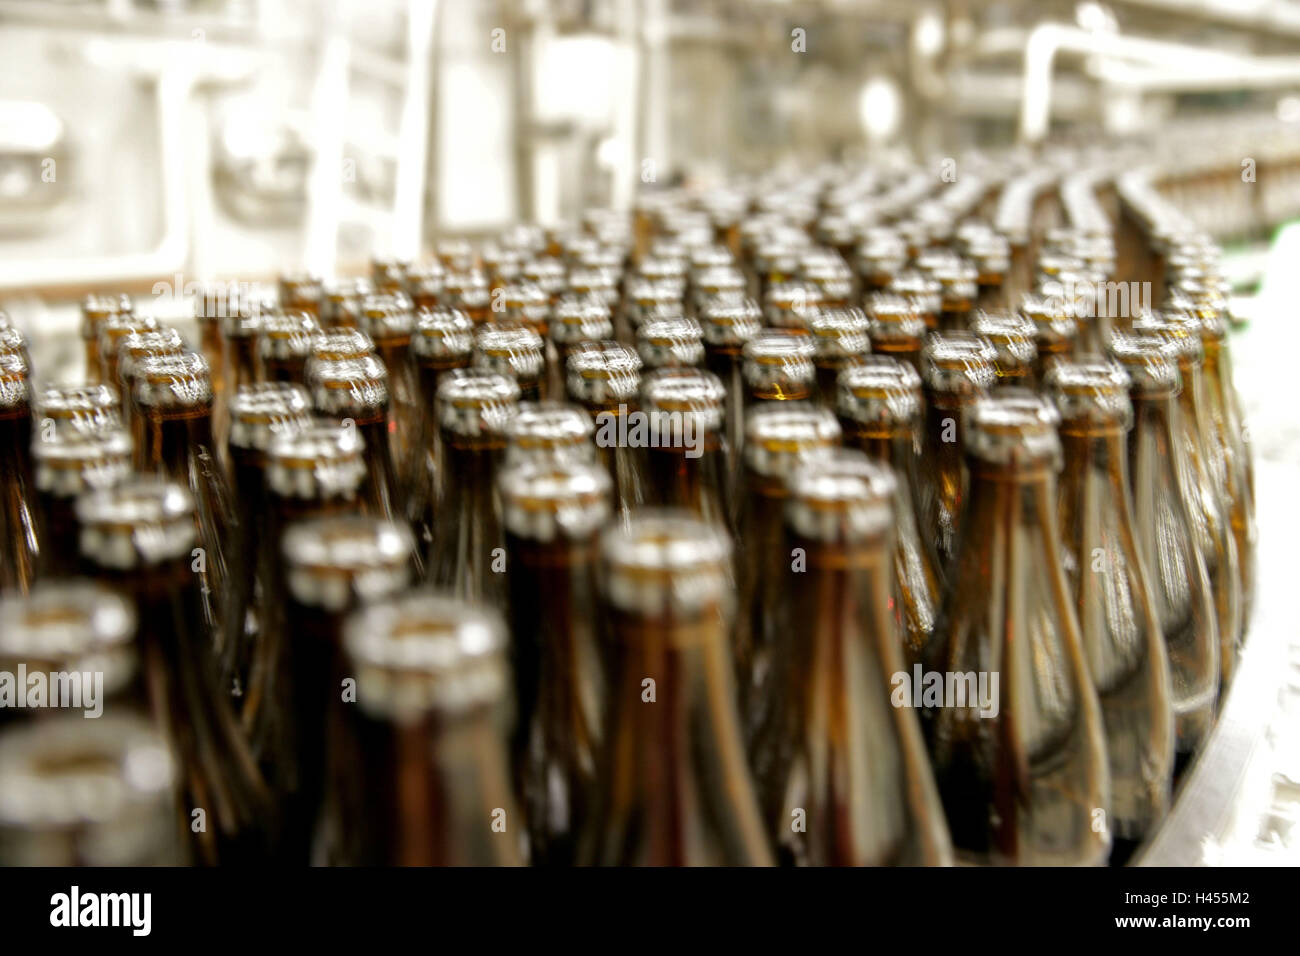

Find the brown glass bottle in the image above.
[
  {"left": 474, "top": 321, "right": 546, "bottom": 402},
  {"left": 0, "top": 714, "right": 182, "bottom": 865},
  {"left": 1020, "top": 290, "right": 1079, "bottom": 382},
  {"left": 837, "top": 359, "right": 940, "bottom": 667},
  {"left": 549, "top": 293, "right": 614, "bottom": 400},
  {"left": 636, "top": 316, "right": 705, "bottom": 372},
  {"left": 809, "top": 306, "right": 870, "bottom": 406},
  {"left": 865, "top": 291, "right": 926, "bottom": 378},
  {"left": 1046, "top": 360, "right": 1175, "bottom": 850},
  {"left": 500, "top": 458, "right": 610, "bottom": 865},
  {"left": 360, "top": 291, "right": 419, "bottom": 469},
  {"left": 924, "top": 392, "right": 1110, "bottom": 866},
  {"left": 431, "top": 370, "right": 521, "bottom": 606},
  {"left": 257, "top": 310, "right": 319, "bottom": 384},
  {"left": 370, "top": 254, "right": 410, "bottom": 294},
  {"left": 318, "top": 278, "right": 371, "bottom": 329},
  {"left": 888, "top": 271, "right": 942, "bottom": 332},
  {"left": 1195, "top": 299, "right": 1256, "bottom": 627},
  {"left": 220, "top": 309, "right": 263, "bottom": 395},
  {"left": 97, "top": 313, "right": 158, "bottom": 395},
  {"left": 742, "top": 330, "right": 816, "bottom": 410},
  {"left": 309, "top": 354, "right": 399, "bottom": 521},
  {"left": 566, "top": 341, "right": 644, "bottom": 519},
  {"left": 855, "top": 230, "right": 908, "bottom": 296},
  {"left": 733, "top": 403, "right": 840, "bottom": 735},
  {"left": 932, "top": 257, "right": 979, "bottom": 331},
  {"left": 116, "top": 327, "right": 184, "bottom": 453},
  {"left": 970, "top": 310, "right": 1039, "bottom": 388},
  {"left": 80, "top": 293, "right": 132, "bottom": 384},
  {"left": 918, "top": 332, "right": 998, "bottom": 580},
  {"left": 76, "top": 479, "right": 274, "bottom": 864},
  {"left": 278, "top": 271, "right": 323, "bottom": 318},
  {"left": 32, "top": 427, "right": 132, "bottom": 580},
  {"left": 133, "top": 352, "right": 235, "bottom": 647},
  {"left": 640, "top": 367, "right": 730, "bottom": 529},
  {"left": 1108, "top": 332, "right": 1219, "bottom": 753},
  {"left": 341, "top": 594, "right": 525, "bottom": 865},
  {"left": 1137, "top": 316, "right": 1243, "bottom": 687},
  {"left": 750, "top": 451, "right": 953, "bottom": 865},
  {"left": 223, "top": 383, "right": 311, "bottom": 694},
  {"left": 406, "top": 259, "right": 447, "bottom": 311},
  {"left": 503, "top": 401, "right": 597, "bottom": 468},
  {"left": 0, "top": 353, "right": 35, "bottom": 593},
  {"left": 0, "top": 580, "right": 137, "bottom": 728},
  {"left": 698, "top": 295, "right": 761, "bottom": 487},
  {"left": 279, "top": 516, "right": 414, "bottom": 864},
  {"left": 579, "top": 512, "right": 773, "bottom": 866},
  {"left": 33, "top": 383, "right": 121, "bottom": 438}
]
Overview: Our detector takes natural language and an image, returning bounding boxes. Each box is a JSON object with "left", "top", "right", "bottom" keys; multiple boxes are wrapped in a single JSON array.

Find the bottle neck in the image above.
[{"left": 140, "top": 405, "right": 215, "bottom": 481}]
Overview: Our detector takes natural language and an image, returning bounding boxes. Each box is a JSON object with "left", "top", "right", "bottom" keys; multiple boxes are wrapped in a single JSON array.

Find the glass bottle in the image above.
[
  {"left": 743, "top": 330, "right": 816, "bottom": 409},
  {"left": 32, "top": 383, "right": 121, "bottom": 438},
  {"left": 837, "top": 358, "right": 940, "bottom": 667},
  {"left": 888, "top": 271, "right": 942, "bottom": 332},
  {"left": 918, "top": 332, "right": 998, "bottom": 580},
  {"left": 970, "top": 311, "right": 1039, "bottom": 388},
  {"left": 278, "top": 271, "right": 323, "bottom": 319},
  {"left": 279, "top": 515, "right": 414, "bottom": 864},
  {"left": 80, "top": 293, "right": 132, "bottom": 384},
  {"left": 257, "top": 310, "right": 319, "bottom": 384},
  {"left": 222, "top": 383, "right": 311, "bottom": 694},
  {"left": 474, "top": 321, "right": 547, "bottom": 402},
  {"left": 96, "top": 313, "right": 158, "bottom": 397},
  {"left": 809, "top": 306, "right": 870, "bottom": 406},
  {"left": 1136, "top": 316, "right": 1243, "bottom": 687},
  {"left": 579, "top": 512, "right": 773, "bottom": 866},
  {"left": 549, "top": 293, "right": 614, "bottom": 401},
  {"left": 133, "top": 352, "right": 236, "bottom": 648},
  {"left": 636, "top": 316, "right": 705, "bottom": 372},
  {"left": 750, "top": 450, "right": 953, "bottom": 865},
  {"left": 503, "top": 401, "right": 597, "bottom": 468},
  {"left": 341, "top": 594, "right": 524, "bottom": 865},
  {"left": 566, "top": 341, "right": 645, "bottom": 519},
  {"left": 733, "top": 403, "right": 840, "bottom": 734},
  {"left": 500, "top": 458, "right": 611, "bottom": 865},
  {"left": 406, "top": 259, "right": 447, "bottom": 311},
  {"left": 308, "top": 354, "right": 399, "bottom": 521},
  {"left": 116, "top": 327, "right": 184, "bottom": 453},
  {"left": 1107, "top": 331, "right": 1219, "bottom": 754},
  {"left": 1046, "top": 360, "right": 1175, "bottom": 852},
  {"left": 431, "top": 370, "right": 521, "bottom": 606},
  {"left": 0, "top": 714, "right": 183, "bottom": 865},
  {"left": 31, "top": 426, "right": 132, "bottom": 580},
  {"left": 361, "top": 291, "right": 420, "bottom": 467},
  {"left": 76, "top": 478, "right": 274, "bottom": 864},
  {"left": 1020, "top": 291, "right": 1079, "bottom": 383},
  {"left": 924, "top": 392, "right": 1111, "bottom": 866},
  {"left": 318, "top": 278, "right": 371, "bottom": 329},
  {"left": 0, "top": 580, "right": 138, "bottom": 728},
  {"left": 0, "top": 352, "right": 36, "bottom": 593},
  {"left": 698, "top": 294, "right": 762, "bottom": 489},
  {"left": 640, "top": 367, "right": 730, "bottom": 528},
  {"left": 865, "top": 291, "right": 926, "bottom": 378}
]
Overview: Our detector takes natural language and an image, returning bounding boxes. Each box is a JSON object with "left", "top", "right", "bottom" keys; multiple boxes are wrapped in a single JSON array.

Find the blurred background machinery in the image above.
[{"left": 0, "top": 0, "right": 1297, "bottom": 865}]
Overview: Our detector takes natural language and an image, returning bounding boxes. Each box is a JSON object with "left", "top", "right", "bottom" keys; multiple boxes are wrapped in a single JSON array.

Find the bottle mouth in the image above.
[
  {"left": 34, "top": 427, "right": 132, "bottom": 495},
  {"left": 963, "top": 390, "right": 1063, "bottom": 467},
  {"left": 641, "top": 367, "right": 727, "bottom": 431},
  {"left": 1108, "top": 330, "right": 1184, "bottom": 394},
  {"left": 743, "top": 330, "right": 815, "bottom": 382},
  {"left": 1045, "top": 358, "right": 1134, "bottom": 429},
  {"left": 699, "top": 296, "right": 762, "bottom": 346},
  {"left": 0, "top": 579, "right": 135, "bottom": 661},
  {"left": 599, "top": 509, "right": 732, "bottom": 618},
  {"left": 473, "top": 324, "right": 545, "bottom": 380},
  {"left": 566, "top": 342, "right": 642, "bottom": 404},
  {"left": 282, "top": 516, "right": 413, "bottom": 610},
  {"left": 412, "top": 307, "right": 473, "bottom": 359},
  {"left": 34, "top": 384, "right": 121, "bottom": 435},
  {"left": 922, "top": 332, "right": 998, "bottom": 393},
  {"left": 504, "top": 401, "right": 595, "bottom": 457},
  {"left": 437, "top": 370, "right": 521, "bottom": 436},
  {"left": 810, "top": 307, "right": 871, "bottom": 359},
  {"left": 785, "top": 449, "right": 896, "bottom": 542},
  {"left": 133, "top": 352, "right": 213, "bottom": 410},
  {"left": 267, "top": 422, "right": 366, "bottom": 496},
  {"left": 837, "top": 357, "right": 923, "bottom": 424},
  {"left": 0, "top": 715, "right": 174, "bottom": 834},
  {"left": 311, "top": 328, "right": 375, "bottom": 362},
  {"left": 76, "top": 477, "right": 196, "bottom": 568},
  {"left": 743, "top": 402, "right": 840, "bottom": 476},
  {"left": 637, "top": 317, "right": 705, "bottom": 368},
  {"left": 500, "top": 459, "right": 612, "bottom": 540},
  {"left": 308, "top": 356, "right": 391, "bottom": 415},
  {"left": 345, "top": 594, "right": 508, "bottom": 719}
]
